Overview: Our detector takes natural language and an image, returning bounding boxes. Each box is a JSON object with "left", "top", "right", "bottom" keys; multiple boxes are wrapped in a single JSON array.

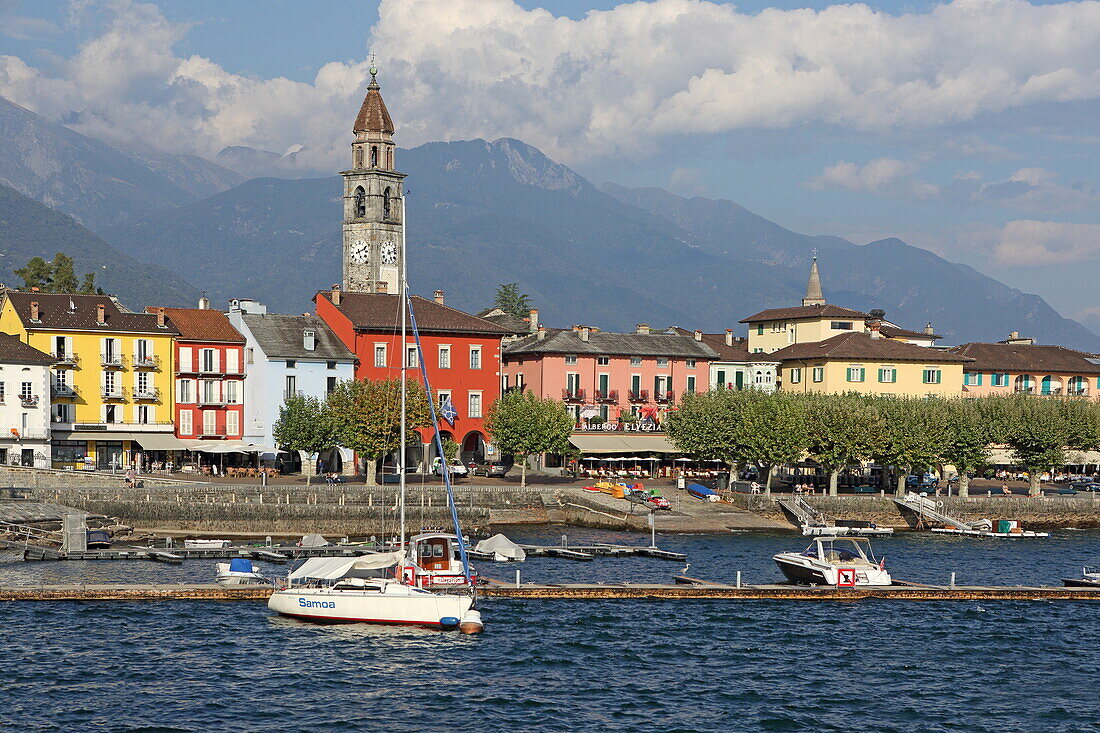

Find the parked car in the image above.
[
  {"left": 906, "top": 474, "right": 939, "bottom": 490},
  {"left": 1071, "top": 481, "right": 1100, "bottom": 492},
  {"left": 473, "top": 462, "right": 509, "bottom": 478},
  {"left": 435, "top": 459, "right": 468, "bottom": 477}
]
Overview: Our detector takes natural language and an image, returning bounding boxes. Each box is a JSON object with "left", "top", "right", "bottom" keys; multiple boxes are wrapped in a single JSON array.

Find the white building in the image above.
[{"left": 0, "top": 333, "right": 54, "bottom": 467}]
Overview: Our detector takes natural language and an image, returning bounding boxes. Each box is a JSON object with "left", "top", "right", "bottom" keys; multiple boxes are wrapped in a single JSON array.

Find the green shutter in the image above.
[
  {"left": 757, "top": 324, "right": 764, "bottom": 335},
  {"left": 878, "top": 368, "right": 885, "bottom": 383},
  {"left": 858, "top": 367, "right": 865, "bottom": 382},
  {"left": 977, "top": 373, "right": 983, "bottom": 386}
]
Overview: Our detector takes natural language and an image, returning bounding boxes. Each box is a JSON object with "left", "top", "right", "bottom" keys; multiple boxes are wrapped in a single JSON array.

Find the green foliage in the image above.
[
  {"left": 939, "top": 398, "right": 994, "bottom": 496},
  {"left": 440, "top": 437, "right": 461, "bottom": 462},
  {"left": 14, "top": 251, "right": 102, "bottom": 294},
  {"left": 873, "top": 397, "right": 950, "bottom": 494},
  {"left": 14, "top": 256, "right": 52, "bottom": 291},
  {"left": 665, "top": 389, "right": 751, "bottom": 468},
  {"left": 803, "top": 394, "right": 885, "bottom": 495},
  {"left": 51, "top": 253, "right": 79, "bottom": 293},
  {"left": 485, "top": 390, "right": 573, "bottom": 487},
  {"left": 80, "top": 271, "right": 103, "bottom": 295},
  {"left": 273, "top": 394, "right": 337, "bottom": 483},
  {"left": 998, "top": 394, "right": 1100, "bottom": 495},
  {"left": 737, "top": 392, "right": 811, "bottom": 492},
  {"left": 492, "top": 283, "right": 531, "bottom": 318}
]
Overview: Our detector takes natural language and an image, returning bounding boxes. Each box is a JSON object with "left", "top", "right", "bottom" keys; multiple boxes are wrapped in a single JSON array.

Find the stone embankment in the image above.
[{"left": 0, "top": 465, "right": 194, "bottom": 488}]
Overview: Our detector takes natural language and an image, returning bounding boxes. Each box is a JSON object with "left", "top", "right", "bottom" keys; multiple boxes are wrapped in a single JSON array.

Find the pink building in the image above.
[{"left": 502, "top": 324, "right": 717, "bottom": 428}]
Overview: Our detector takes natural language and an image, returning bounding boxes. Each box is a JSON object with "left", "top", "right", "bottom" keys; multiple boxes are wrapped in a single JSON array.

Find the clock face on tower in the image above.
[
  {"left": 349, "top": 240, "right": 370, "bottom": 264},
  {"left": 380, "top": 240, "right": 398, "bottom": 266}
]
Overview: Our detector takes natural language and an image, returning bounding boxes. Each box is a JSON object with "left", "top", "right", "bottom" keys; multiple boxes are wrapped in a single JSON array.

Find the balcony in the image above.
[
  {"left": 1014, "top": 386, "right": 1035, "bottom": 394},
  {"left": 562, "top": 388, "right": 586, "bottom": 403},
  {"left": 18, "top": 394, "right": 39, "bottom": 408},
  {"left": 595, "top": 389, "right": 619, "bottom": 404},
  {"left": 1069, "top": 388, "right": 1089, "bottom": 397},
  {"left": 133, "top": 387, "right": 161, "bottom": 401},
  {"left": 51, "top": 384, "right": 77, "bottom": 398},
  {"left": 654, "top": 390, "right": 675, "bottom": 404},
  {"left": 283, "top": 389, "right": 302, "bottom": 402},
  {"left": 101, "top": 386, "right": 126, "bottom": 400},
  {"left": 132, "top": 354, "right": 160, "bottom": 369},
  {"left": 53, "top": 353, "right": 79, "bottom": 367},
  {"left": 628, "top": 389, "right": 649, "bottom": 403},
  {"left": 101, "top": 353, "right": 125, "bottom": 369},
  {"left": 198, "top": 394, "right": 226, "bottom": 406}
]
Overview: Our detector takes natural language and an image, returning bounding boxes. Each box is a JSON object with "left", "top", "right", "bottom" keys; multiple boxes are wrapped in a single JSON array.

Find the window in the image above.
[
  {"left": 812, "top": 367, "right": 824, "bottom": 383},
  {"left": 757, "top": 325, "right": 764, "bottom": 335},
  {"left": 597, "top": 373, "right": 610, "bottom": 398},
  {"left": 52, "top": 404, "right": 73, "bottom": 423},
  {"left": 687, "top": 376, "right": 696, "bottom": 393},
  {"left": 102, "top": 337, "right": 118, "bottom": 362},
  {"left": 630, "top": 357, "right": 642, "bottom": 367},
  {"left": 686, "top": 359, "right": 696, "bottom": 368},
  {"left": 177, "top": 379, "right": 192, "bottom": 403},
  {"left": 469, "top": 346, "right": 481, "bottom": 370},
  {"left": 203, "top": 410, "right": 217, "bottom": 435},
  {"left": 285, "top": 375, "right": 297, "bottom": 399},
  {"left": 515, "top": 373, "right": 524, "bottom": 390},
  {"left": 597, "top": 356, "right": 609, "bottom": 366},
  {"left": 753, "top": 348, "right": 764, "bottom": 354},
  {"left": 716, "top": 370, "right": 726, "bottom": 389},
  {"left": 104, "top": 371, "right": 117, "bottom": 395},
  {"left": 178, "top": 410, "right": 193, "bottom": 435},
  {"left": 565, "top": 355, "right": 578, "bottom": 365},
  {"left": 383, "top": 186, "right": 392, "bottom": 219},
  {"left": 20, "top": 381, "right": 32, "bottom": 399},
  {"left": 134, "top": 339, "right": 151, "bottom": 363},
  {"left": 846, "top": 366, "right": 865, "bottom": 382},
  {"left": 406, "top": 346, "right": 418, "bottom": 368},
  {"left": 286, "top": 360, "right": 296, "bottom": 369},
  {"left": 226, "top": 349, "right": 240, "bottom": 374},
  {"left": 246, "top": 347, "right": 254, "bottom": 364},
  {"left": 771, "top": 322, "right": 784, "bottom": 333},
  {"left": 923, "top": 368, "right": 942, "bottom": 385},
  {"left": 226, "top": 411, "right": 239, "bottom": 436},
  {"left": 992, "top": 372, "right": 1009, "bottom": 387},
  {"left": 790, "top": 368, "right": 802, "bottom": 384},
  {"left": 199, "top": 349, "right": 216, "bottom": 372},
  {"left": 566, "top": 373, "right": 581, "bottom": 396},
  {"left": 878, "top": 367, "right": 897, "bottom": 384},
  {"left": 104, "top": 404, "right": 118, "bottom": 423},
  {"left": 630, "top": 374, "right": 641, "bottom": 394},
  {"left": 438, "top": 390, "right": 451, "bottom": 411},
  {"left": 657, "top": 357, "right": 669, "bottom": 367},
  {"left": 354, "top": 187, "right": 366, "bottom": 218},
  {"left": 201, "top": 379, "right": 219, "bottom": 403},
  {"left": 327, "top": 361, "right": 337, "bottom": 370},
  {"left": 180, "top": 346, "right": 193, "bottom": 371},
  {"left": 224, "top": 381, "right": 239, "bottom": 404},
  {"left": 327, "top": 376, "right": 337, "bottom": 394},
  {"left": 135, "top": 372, "right": 149, "bottom": 393},
  {"left": 654, "top": 375, "right": 670, "bottom": 396},
  {"left": 964, "top": 373, "right": 983, "bottom": 386},
  {"left": 468, "top": 392, "right": 482, "bottom": 418},
  {"left": 438, "top": 346, "right": 451, "bottom": 369},
  {"left": 374, "top": 344, "right": 387, "bottom": 368},
  {"left": 831, "top": 322, "right": 854, "bottom": 330},
  {"left": 370, "top": 146, "right": 378, "bottom": 167},
  {"left": 136, "top": 405, "right": 153, "bottom": 425}
]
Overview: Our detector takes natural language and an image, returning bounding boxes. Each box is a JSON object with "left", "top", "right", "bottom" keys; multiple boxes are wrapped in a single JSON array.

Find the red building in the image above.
[
  {"left": 315, "top": 288, "right": 509, "bottom": 465},
  {"left": 158, "top": 305, "right": 246, "bottom": 443}
]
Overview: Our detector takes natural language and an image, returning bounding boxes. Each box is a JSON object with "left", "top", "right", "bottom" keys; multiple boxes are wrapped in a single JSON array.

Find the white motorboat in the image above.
[
  {"left": 802, "top": 521, "right": 894, "bottom": 537},
  {"left": 216, "top": 558, "right": 269, "bottom": 586},
  {"left": 773, "top": 537, "right": 892, "bottom": 586},
  {"left": 185, "top": 539, "right": 232, "bottom": 549},
  {"left": 1063, "top": 566, "right": 1100, "bottom": 588}
]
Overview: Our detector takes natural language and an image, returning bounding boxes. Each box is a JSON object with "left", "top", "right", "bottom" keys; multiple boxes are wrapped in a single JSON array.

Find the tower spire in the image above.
[{"left": 802, "top": 251, "right": 825, "bottom": 307}]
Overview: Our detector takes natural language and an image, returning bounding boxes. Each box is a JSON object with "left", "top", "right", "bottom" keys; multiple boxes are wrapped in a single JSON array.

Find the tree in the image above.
[
  {"left": 874, "top": 397, "right": 950, "bottom": 496},
  {"left": 80, "top": 272, "right": 101, "bottom": 295},
  {"left": 51, "top": 253, "right": 79, "bottom": 293},
  {"left": 14, "top": 256, "right": 52, "bottom": 291},
  {"left": 272, "top": 394, "right": 337, "bottom": 486},
  {"left": 940, "top": 398, "right": 995, "bottom": 497},
  {"left": 492, "top": 283, "right": 531, "bottom": 318},
  {"left": 440, "top": 437, "right": 461, "bottom": 463},
  {"left": 326, "top": 378, "right": 431, "bottom": 486},
  {"left": 737, "top": 391, "right": 810, "bottom": 494},
  {"left": 485, "top": 390, "right": 573, "bottom": 488},
  {"left": 804, "top": 394, "right": 885, "bottom": 496},
  {"left": 665, "top": 389, "right": 753, "bottom": 475},
  {"left": 1001, "top": 395, "right": 1100, "bottom": 496}
]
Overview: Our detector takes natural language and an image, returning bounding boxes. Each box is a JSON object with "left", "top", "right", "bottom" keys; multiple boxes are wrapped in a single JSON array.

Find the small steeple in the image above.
[
  {"left": 354, "top": 63, "right": 394, "bottom": 136},
  {"left": 802, "top": 251, "right": 825, "bottom": 307}
]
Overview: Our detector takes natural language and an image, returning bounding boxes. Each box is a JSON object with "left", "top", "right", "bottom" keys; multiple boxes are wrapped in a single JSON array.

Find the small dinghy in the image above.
[
  {"left": 216, "top": 558, "right": 269, "bottom": 586},
  {"left": 773, "top": 537, "right": 891, "bottom": 586},
  {"left": 86, "top": 529, "right": 112, "bottom": 549},
  {"left": 687, "top": 483, "right": 720, "bottom": 502},
  {"left": 185, "top": 539, "right": 232, "bottom": 549},
  {"left": 1063, "top": 566, "right": 1100, "bottom": 588}
]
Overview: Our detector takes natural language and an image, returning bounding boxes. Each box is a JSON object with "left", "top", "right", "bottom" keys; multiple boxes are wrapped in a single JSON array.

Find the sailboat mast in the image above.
[{"left": 398, "top": 193, "right": 408, "bottom": 552}]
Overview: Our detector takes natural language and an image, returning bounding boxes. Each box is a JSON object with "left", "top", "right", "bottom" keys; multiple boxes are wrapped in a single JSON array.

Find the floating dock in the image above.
[{"left": 2, "top": 582, "right": 1097, "bottom": 602}]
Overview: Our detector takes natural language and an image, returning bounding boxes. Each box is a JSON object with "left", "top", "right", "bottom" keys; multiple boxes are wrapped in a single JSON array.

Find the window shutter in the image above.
[
  {"left": 212, "top": 349, "right": 221, "bottom": 372},
  {"left": 227, "top": 349, "right": 239, "bottom": 374},
  {"left": 858, "top": 367, "right": 865, "bottom": 382},
  {"left": 180, "top": 347, "right": 192, "bottom": 372}
]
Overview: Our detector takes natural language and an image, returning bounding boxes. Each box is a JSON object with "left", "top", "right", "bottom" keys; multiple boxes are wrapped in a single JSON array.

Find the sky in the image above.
[{"left": 1, "top": 0, "right": 1099, "bottom": 325}]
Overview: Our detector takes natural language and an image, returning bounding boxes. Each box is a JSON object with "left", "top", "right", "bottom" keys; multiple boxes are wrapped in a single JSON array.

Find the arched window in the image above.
[
  {"left": 370, "top": 146, "right": 378, "bottom": 167},
  {"left": 383, "top": 187, "right": 392, "bottom": 220},
  {"left": 354, "top": 187, "right": 366, "bottom": 218},
  {"left": 354, "top": 147, "right": 363, "bottom": 168},
  {"left": 1014, "top": 374, "right": 1033, "bottom": 394}
]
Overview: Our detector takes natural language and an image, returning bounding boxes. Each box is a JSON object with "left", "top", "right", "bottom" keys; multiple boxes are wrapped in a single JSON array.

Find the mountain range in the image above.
[{"left": 0, "top": 94, "right": 1096, "bottom": 351}]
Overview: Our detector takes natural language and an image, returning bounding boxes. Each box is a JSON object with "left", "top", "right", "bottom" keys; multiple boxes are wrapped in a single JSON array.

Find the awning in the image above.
[
  {"left": 569, "top": 434, "right": 679, "bottom": 454},
  {"left": 130, "top": 434, "right": 193, "bottom": 451},
  {"left": 289, "top": 551, "right": 405, "bottom": 580},
  {"left": 54, "top": 431, "right": 138, "bottom": 442}
]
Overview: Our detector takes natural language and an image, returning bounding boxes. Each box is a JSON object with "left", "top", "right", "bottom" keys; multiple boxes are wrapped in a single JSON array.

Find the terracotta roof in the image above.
[
  {"left": 740, "top": 303, "right": 870, "bottom": 323},
  {"left": 670, "top": 328, "right": 772, "bottom": 363},
  {"left": 505, "top": 330, "right": 718, "bottom": 359},
  {"left": 240, "top": 314, "right": 355, "bottom": 361},
  {"left": 353, "top": 77, "right": 394, "bottom": 134},
  {"left": 879, "top": 324, "right": 941, "bottom": 341},
  {"left": 4, "top": 292, "right": 179, "bottom": 335},
  {"left": 150, "top": 308, "right": 245, "bottom": 343},
  {"left": 0, "top": 332, "right": 54, "bottom": 365},
  {"left": 948, "top": 342, "right": 1100, "bottom": 374},
  {"left": 318, "top": 292, "right": 510, "bottom": 335},
  {"left": 769, "top": 332, "right": 974, "bottom": 363}
]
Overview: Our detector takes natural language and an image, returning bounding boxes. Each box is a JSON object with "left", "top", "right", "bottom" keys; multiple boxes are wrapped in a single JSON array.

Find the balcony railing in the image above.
[
  {"left": 51, "top": 384, "right": 77, "bottom": 398},
  {"left": 283, "top": 389, "right": 302, "bottom": 402},
  {"left": 101, "top": 353, "right": 125, "bottom": 368},
  {"left": 654, "top": 390, "right": 675, "bottom": 404},
  {"left": 101, "top": 386, "right": 126, "bottom": 400},
  {"left": 133, "top": 354, "right": 160, "bottom": 369},
  {"left": 1015, "top": 386, "right": 1035, "bottom": 394},
  {"left": 562, "top": 388, "right": 586, "bottom": 403},
  {"left": 53, "top": 353, "right": 79, "bottom": 367},
  {"left": 19, "top": 395, "right": 38, "bottom": 408},
  {"left": 596, "top": 389, "right": 619, "bottom": 404},
  {"left": 133, "top": 387, "right": 161, "bottom": 401},
  {"left": 627, "top": 389, "right": 649, "bottom": 403},
  {"left": 199, "top": 394, "right": 226, "bottom": 406}
]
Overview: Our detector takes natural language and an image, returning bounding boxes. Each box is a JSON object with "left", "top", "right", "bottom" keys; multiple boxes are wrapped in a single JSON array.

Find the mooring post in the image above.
[
  {"left": 562, "top": 534, "right": 567, "bottom": 549},
  {"left": 648, "top": 512, "right": 656, "bottom": 549},
  {"left": 736, "top": 571, "right": 742, "bottom": 589},
  {"left": 950, "top": 571, "right": 956, "bottom": 589},
  {"left": 515, "top": 569, "right": 521, "bottom": 588}
]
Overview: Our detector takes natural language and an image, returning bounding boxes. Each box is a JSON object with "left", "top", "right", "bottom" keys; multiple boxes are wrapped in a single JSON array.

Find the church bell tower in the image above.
[{"left": 341, "top": 65, "right": 406, "bottom": 293}]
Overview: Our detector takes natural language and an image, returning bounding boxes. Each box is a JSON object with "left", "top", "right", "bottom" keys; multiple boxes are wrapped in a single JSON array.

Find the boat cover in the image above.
[
  {"left": 229, "top": 558, "right": 254, "bottom": 573},
  {"left": 299, "top": 533, "right": 330, "bottom": 547},
  {"left": 474, "top": 534, "right": 527, "bottom": 562},
  {"left": 289, "top": 551, "right": 405, "bottom": 580}
]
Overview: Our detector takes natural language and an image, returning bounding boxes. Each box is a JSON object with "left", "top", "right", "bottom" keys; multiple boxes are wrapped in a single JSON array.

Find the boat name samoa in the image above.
[{"left": 298, "top": 598, "right": 337, "bottom": 609}]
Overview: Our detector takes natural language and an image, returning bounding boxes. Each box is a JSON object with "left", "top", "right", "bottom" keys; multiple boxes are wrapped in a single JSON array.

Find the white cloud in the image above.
[
  {"left": 3, "top": 0, "right": 1100, "bottom": 168},
  {"left": 807, "top": 157, "right": 940, "bottom": 198},
  {"left": 994, "top": 220, "right": 1100, "bottom": 265}
]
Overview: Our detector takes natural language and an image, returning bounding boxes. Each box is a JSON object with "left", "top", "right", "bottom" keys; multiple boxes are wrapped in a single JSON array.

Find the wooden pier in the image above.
[{"left": 2, "top": 582, "right": 1098, "bottom": 602}]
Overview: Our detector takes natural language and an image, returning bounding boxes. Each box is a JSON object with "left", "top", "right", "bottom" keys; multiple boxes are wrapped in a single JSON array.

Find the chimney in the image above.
[
  {"left": 156, "top": 308, "right": 166, "bottom": 329},
  {"left": 303, "top": 329, "right": 316, "bottom": 351},
  {"left": 328, "top": 285, "right": 341, "bottom": 306},
  {"left": 868, "top": 320, "right": 882, "bottom": 338},
  {"left": 580, "top": 326, "right": 590, "bottom": 342},
  {"left": 96, "top": 304, "right": 106, "bottom": 326},
  {"left": 1002, "top": 331, "right": 1035, "bottom": 345},
  {"left": 725, "top": 329, "right": 734, "bottom": 347},
  {"left": 29, "top": 301, "right": 39, "bottom": 321},
  {"left": 528, "top": 309, "right": 539, "bottom": 333},
  {"left": 924, "top": 322, "right": 935, "bottom": 335},
  {"left": 693, "top": 329, "right": 702, "bottom": 341},
  {"left": 198, "top": 292, "right": 210, "bottom": 310},
  {"left": 636, "top": 323, "right": 650, "bottom": 335},
  {"left": 1009, "top": 331, "right": 1019, "bottom": 340},
  {"left": 376, "top": 281, "right": 389, "bottom": 294},
  {"left": 434, "top": 289, "right": 445, "bottom": 305},
  {"left": 30, "top": 286, "right": 39, "bottom": 293},
  {"left": 537, "top": 326, "right": 547, "bottom": 341}
]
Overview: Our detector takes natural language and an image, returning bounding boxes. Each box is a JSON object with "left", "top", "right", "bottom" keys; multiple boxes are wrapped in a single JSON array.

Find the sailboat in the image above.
[{"left": 268, "top": 193, "right": 483, "bottom": 632}]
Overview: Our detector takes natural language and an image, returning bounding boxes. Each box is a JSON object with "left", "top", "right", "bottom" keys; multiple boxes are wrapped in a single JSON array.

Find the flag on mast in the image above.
[{"left": 440, "top": 396, "right": 458, "bottom": 425}]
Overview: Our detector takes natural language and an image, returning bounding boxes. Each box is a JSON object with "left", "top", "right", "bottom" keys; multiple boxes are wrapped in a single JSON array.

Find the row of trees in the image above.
[
  {"left": 15, "top": 253, "right": 103, "bottom": 294},
  {"left": 665, "top": 391, "right": 1100, "bottom": 496}
]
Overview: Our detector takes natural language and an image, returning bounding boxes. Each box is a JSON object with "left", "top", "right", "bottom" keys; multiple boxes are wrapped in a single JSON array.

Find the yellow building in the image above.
[
  {"left": 0, "top": 292, "right": 179, "bottom": 469},
  {"left": 769, "top": 331, "right": 972, "bottom": 398}
]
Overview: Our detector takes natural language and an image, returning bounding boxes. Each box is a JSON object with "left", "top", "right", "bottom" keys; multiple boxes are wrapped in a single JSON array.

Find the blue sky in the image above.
[{"left": 2, "top": 0, "right": 1099, "bottom": 325}]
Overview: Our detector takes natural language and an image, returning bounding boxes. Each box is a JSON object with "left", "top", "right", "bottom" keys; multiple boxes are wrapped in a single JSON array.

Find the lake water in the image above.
[{"left": 2, "top": 529, "right": 1098, "bottom": 732}]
